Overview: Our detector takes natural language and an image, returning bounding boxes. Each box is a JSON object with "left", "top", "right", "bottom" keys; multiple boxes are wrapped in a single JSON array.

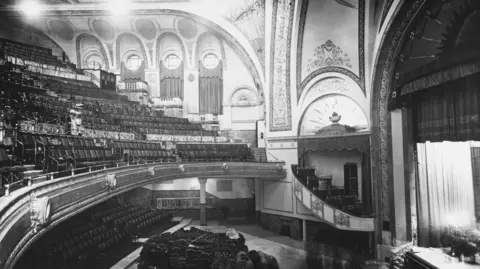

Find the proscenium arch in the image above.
[
  {"left": 194, "top": 32, "right": 227, "bottom": 69},
  {"left": 155, "top": 31, "right": 187, "bottom": 67},
  {"left": 297, "top": 93, "right": 368, "bottom": 136},
  {"left": 75, "top": 33, "right": 110, "bottom": 69},
  {"left": 370, "top": 0, "right": 428, "bottom": 247},
  {"left": 115, "top": 32, "right": 149, "bottom": 69}
]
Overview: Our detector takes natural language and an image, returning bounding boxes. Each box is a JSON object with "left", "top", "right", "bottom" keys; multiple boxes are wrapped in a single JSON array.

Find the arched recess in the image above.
[
  {"left": 194, "top": 32, "right": 227, "bottom": 69},
  {"left": 155, "top": 32, "right": 187, "bottom": 68},
  {"left": 156, "top": 32, "right": 186, "bottom": 99},
  {"left": 370, "top": 0, "right": 428, "bottom": 247},
  {"left": 299, "top": 73, "right": 368, "bottom": 118},
  {"left": 115, "top": 32, "right": 149, "bottom": 69},
  {"left": 228, "top": 85, "right": 261, "bottom": 106},
  {"left": 75, "top": 33, "right": 110, "bottom": 69},
  {"left": 297, "top": 93, "right": 368, "bottom": 137}
]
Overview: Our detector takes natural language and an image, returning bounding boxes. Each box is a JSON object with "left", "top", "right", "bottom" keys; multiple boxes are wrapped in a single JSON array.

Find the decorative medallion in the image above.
[
  {"left": 296, "top": 0, "right": 365, "bottom": 99},
  {"left": 29, "top": 195, "right": 51, "bottom": 233},
  {"left": 307, "top": 40, "right": 352, "bottom": 72},
  {"left": 294, "top": 180, "right": 303, "bottom": 200},
  {"left": 149, "top": 167, "right": 155, "bottom": 176},
  {"left": 276, "top": 164, "right": 283, "bottom": 171},
  {"left": 105, "top": 174, "right": 117, "bottom": 191},
  {"left": 311, "top": 197, "right": 323, "bottom": 216},
  {"left": 223, "top": 163, "right": 229, "bottom": 172},
  {"left": 178, "top": 164, "right": 185, "bottom": 172},
  {"left": 334, "top": 211, "right": 350, "bottom": 228},
  {"left": 188, "top": 73, "right": 195, "bottom": 82},
  {"left": 269, "top": 0, "right": 294, "bottom": 131}
]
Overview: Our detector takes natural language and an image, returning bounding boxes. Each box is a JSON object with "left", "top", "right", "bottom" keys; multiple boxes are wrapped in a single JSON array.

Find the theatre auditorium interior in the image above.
[{"left": 3, "top": 0, "right": 480, "bottom": 268}]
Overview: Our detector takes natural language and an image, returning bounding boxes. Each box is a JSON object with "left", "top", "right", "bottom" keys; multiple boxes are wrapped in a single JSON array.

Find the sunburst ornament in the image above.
[{"left": 300, "top": 95, "right": 368, "bottom": 136}]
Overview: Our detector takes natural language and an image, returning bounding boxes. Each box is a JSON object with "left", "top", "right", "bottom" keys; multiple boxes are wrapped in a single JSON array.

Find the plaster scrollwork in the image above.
[
  {"left": 276, "top": 164, "right": 283, "bottom": 172},
  {"left": 178, "top": 164, "right": 185, "bottom": 172},
  {"left": 223, "top": 163, "right": 229, "bottom": 172},
  {"left": 231, "top": 88, "right": 260, "bottom": 107},
  {"left": 105, "top": 174, "right": 117, "bottom": 191},
  {"left": 311, "top": 197, "right": 323, "bottom": 216},
  {"left": 334, "top": 211, "right": 350, "bottom": 228},
  {"left": 148, "top": 167, "right": 155, "bottom": 176},
  {"left": 306, "top": 40, "right": 353, "bottom": 73},
  {"left": 29, "top": 195, "right": 52, "bottom": 233},
  {"left": 300, "top": 77, "right": 351, "bottom": 112},
  {"left": 269, "top": 0, "right": 294, "bottom": 131}
]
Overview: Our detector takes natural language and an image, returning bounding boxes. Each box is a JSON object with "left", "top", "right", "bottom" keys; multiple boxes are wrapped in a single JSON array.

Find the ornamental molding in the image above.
[{"left": 296, "top": 0, "right": 365, "bottom": 100}]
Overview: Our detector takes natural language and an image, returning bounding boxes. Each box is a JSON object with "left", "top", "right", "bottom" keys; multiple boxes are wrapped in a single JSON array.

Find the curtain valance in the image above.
[{"left": 298, "top": 133, "right": 370, "bottom": 155}]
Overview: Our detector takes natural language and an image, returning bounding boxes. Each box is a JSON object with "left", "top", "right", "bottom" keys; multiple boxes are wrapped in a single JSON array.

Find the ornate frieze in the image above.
[{"left": 269, "top": 0, "right": 294, "bottom": 131}]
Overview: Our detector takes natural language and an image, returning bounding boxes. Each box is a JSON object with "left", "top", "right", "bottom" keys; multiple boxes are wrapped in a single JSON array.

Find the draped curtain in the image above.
[
  {"left": 416, "top": 141, "right": 476, "bottom": 247},
  {"left": 470, "top": 146, "right": 480, "bottom": 221},
  {"left": 121, "top": 61, "right": 145, "bottom": 81},
  {"left": 199, "top": 60, "right": 223, "bottom": 114},
  {"left": 160, "top": 60, "right": 184, "bottom": 99},
  {"left": 414, "top": 72, "right": 480, "bottom": 143}
]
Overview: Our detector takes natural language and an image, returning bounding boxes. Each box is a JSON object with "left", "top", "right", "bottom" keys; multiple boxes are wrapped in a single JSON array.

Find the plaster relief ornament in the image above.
[
  {"left": 149, "top": 167, "right": 155, "bottom": 176},
  {"left": 29, "top": 195, "right": 52, "bottom": 233},
  {"left": 223, "top": 163, "right": 229, "bottom": 172},
  {"left": 307, "top": 40, "right": 352, "bottom": 73},
  {"left": 105, "top": 174, "right": 117, "bottom": 191},
  {"left": 178, "top": 164, "right": 185, "bottom": 172}
]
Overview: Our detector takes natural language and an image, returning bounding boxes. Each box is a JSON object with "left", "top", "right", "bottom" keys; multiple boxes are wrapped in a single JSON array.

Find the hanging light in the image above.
[{"left": 18, "top": 0, "right": 44, "bottom": 17}]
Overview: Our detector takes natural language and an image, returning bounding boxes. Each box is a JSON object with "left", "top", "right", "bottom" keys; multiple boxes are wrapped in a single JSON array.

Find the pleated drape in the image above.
[
  {"left": 159, "top": 60, "right": 184, "bottom": 99},
  {"left": 416, "top": 141, "right": 476, "bottom": 247},
  {"left": 121, "top": 61, "right": 145, "bottom": 81},
  {"left": 414, "top": 72, "right": 480, "bottom": 142},
  {"left": 199, "top": 61, "right": 223, "bottom": 114}
]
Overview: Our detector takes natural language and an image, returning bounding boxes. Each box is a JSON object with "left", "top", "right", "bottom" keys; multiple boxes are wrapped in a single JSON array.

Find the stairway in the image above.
[{"left": 251, "top": 147, "right": 267, "bottom": 162}]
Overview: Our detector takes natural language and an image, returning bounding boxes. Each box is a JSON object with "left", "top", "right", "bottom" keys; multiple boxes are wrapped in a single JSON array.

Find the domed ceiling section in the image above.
[
  {"left": 396, "top": 0, "right": 480, "bottom": 80},
  {"left": 177, "top": 18, "right": 198, "bottom": 40},
  {"left": 135, "top": 18, "right": 157, "bottom": 40},
  {"left": 48, "top": 19, "right": 74, "bottom": 41},
  {"left": 91, "top": 18, "right": 115, "bottom": 41}
]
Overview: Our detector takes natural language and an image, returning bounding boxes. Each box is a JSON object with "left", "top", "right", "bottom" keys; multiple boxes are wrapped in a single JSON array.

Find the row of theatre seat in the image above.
[
  {"left": 176, "top": 143, "right": 252, "bottom": 162},
  {"left": 17, "top": 203, "right": 173, "bottom": 269}
]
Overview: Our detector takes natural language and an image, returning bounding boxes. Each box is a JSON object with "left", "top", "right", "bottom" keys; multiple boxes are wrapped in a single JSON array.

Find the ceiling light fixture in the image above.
[
  {"left": 18, "top": 0, "right": 43, "bottom": 17},
  {"left": 108, "top": 0, "right": 131, "bottom": 16}
]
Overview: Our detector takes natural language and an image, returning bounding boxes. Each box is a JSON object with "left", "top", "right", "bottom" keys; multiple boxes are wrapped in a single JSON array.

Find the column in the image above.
[
  {"left": 198, "top": 178, "right": 208, "bottom": 226},
  {"left": 302, "top": 219, "right": 307, "bottom": 242}
]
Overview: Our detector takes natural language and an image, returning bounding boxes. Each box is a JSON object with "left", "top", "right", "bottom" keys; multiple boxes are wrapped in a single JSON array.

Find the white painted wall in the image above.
[{"left": 143, "top": 178, "right": 254, "bottom": 199}]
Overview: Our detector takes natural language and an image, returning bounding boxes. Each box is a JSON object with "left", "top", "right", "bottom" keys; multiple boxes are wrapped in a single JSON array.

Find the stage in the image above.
[{"left": 408, "top": 247, "right": 479, "bottom": 269}]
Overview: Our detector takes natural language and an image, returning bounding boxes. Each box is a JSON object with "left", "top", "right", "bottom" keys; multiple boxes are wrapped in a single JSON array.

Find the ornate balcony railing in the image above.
[
  {"left": 0, "top": 161, "right": 286, "bottom": 269},
  {"left": 292, "top": 169, "right": 374, "bottom": 232}
]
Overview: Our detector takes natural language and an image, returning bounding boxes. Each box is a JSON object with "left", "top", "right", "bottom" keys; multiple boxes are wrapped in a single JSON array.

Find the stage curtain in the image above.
[
  {"left": 199, "top": 61, "right": 223, "bottom": 114},
  {"left": 414, "top": 72, "right": 480, "bottom": 143},
  {"left": 416, "top": 141, "right": 476, "bottom": 247},
  {"left": 160, "top": 60, "right": 184, "bottom": 99},
  {"left": 470, "top": 145, "right": 480, "bottom": 221},
  {"left": 121, "top": 61, "right": 145, "bottom": 81}
]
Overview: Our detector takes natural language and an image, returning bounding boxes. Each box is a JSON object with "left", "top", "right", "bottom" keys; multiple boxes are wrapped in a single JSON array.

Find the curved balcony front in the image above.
[
  {"left": 292, "top": 167, "right": 374, "bottom": 232},
  {"left": 0, "top": 161, "right": 286, "bottom": 269}
]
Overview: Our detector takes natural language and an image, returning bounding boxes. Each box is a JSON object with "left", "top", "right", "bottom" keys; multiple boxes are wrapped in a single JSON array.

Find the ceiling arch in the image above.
[
  {"left": 75, "top": 32, "right": 110, "bottom": 69},
  {"left": 193, "top": 32, "right": 226, "bottom": 69},
  {"left": 155, "top": 31, "right": 187, "bottom": 67},
  {"left": 115, "top": 32, "right": 149, "bottom": 68},
  {"left": 36, "top": 6, "right": 265, "bottom": 95}
]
